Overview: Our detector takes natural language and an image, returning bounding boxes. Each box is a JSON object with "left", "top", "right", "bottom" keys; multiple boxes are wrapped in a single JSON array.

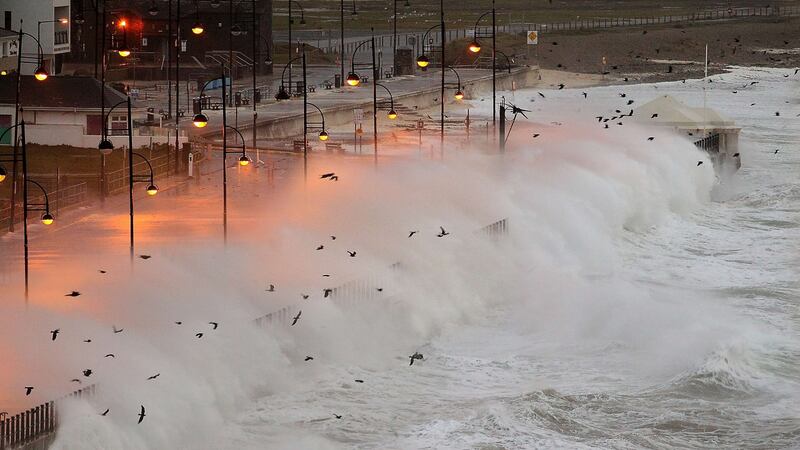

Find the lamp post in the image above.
[
  {"left": 468, "top": 0, "right": 496, "bottom": 127},
  {"left": 287, "top": 0, "right": 305, "bottom": 95},
  {"left": 392, "top": 0, "right": 410, "bottom": 75},
  {"left": 347, "top": 33, "right": 378, "bottom": 166},
  {"left": 0, "top": 121, "right": 55, "bottom": 300},
  {"left": 97, "top": 97, "right": 158, "bottom": 258},
  {"left": 339, "top": 0, "right": 358, "bottom": 82},
  {"left": 192, "top": 65, "right": 250, "bottom": 243},
  {"left": 276, "top": 48, "right": 317, "bottom": 181},
  {"left": 444, "top": 66, "right": 464, "bottom": 100},
  {"left": 5, "top": 24, "right": 48, "bottom": 232},
  {"left": 416, "top": 11, "right": 446, "bottom": 155}
]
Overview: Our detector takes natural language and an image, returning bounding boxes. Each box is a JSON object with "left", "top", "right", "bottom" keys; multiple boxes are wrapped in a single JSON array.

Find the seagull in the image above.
[
  {"left": 627, "top": 100, "right": 634, "bottom": 105},
  {"left": 209, "top": 322, "right": 218, "bottom": 330},
  {"left": 98, "top": 270, "right": 107, "bottom": 274},
  {"left": 651, "top": 113, "right": 658, "bottom": 118},
  {"left": 113, "top": 326, "right": 123, "bottom": 334},
  {"left": 774, "top": 149, "right": 780, "bottom": 154},
  {"left": 70, "top": 379, "right": 82, "bottom": 384},
  {"left": 733, "top": 153, "right": 740, "bottom": 158},
  {"left": 557, "top": 83, "right": 565, "bottom": 89},
  {"left": 647, "top": 137, "right": 655, "bottom": 141},
  {"left": 330, "top": 175, "right": 339, "bottom": 181},
  {"left": 533, "top": 133, "right": 540, "bottom": 138},
  {"left": 139, "top": 255, "right": 151, "bottom": 260},
  {"left": 437, "top": 226, "right": 450, "bottom": 237},
  {"left": 266, "top": 284, "right": 275, "bottom": 292},
  {"left": 697, "top": 161, "right": 704, "bottom": 166},
  {"left": 105, "top": 354, "right": 115, "bottom": 358},
  {"left": 538, "top": 92, "right": 545, "bottom": 98},
  {"left": 196, "top": 333, "right": 204, "bottom": 338},
  {"left": 330, "top": 235, "right": 337, "bottom": 240},
  {"left": 354, "top": 379, "right": 364, "bottom": 383},
  {"left": 83, "top": 339, "right": 92, "bottom": 343},
  {"left": 333, "top": 414, "right": 343, "bottom": 419},
  {"left": 305, "top": 356, "right": 314, "bottom": 361},
  {"left": 291, "top": 311, "right": 302, "bottom": 326},
  {"left": 316, "top": 245, "right": 324, "bottom": 250},
  {"left": 65, "top": 291, "right": 81, "bottom": 297},
  {"left": 100, "top": 409, "right": 110, "bottom": 416},
  {"left": 50, "top": 329, "right": 60, "bottom": 341},
  {"left": 301, "top": 294, "right": 309, "bottom": 299},
  {"left": 83, "top": 369, "right": 93, "bottom": 377},
  {"left": 582, "top": 92, "right": 587, "bottom": 98},
  {"left": 147, "top": 373, "right": 160, "bottom": 380},
  {"left": 409, "top": 352, "right": 424, "bottom": 366},
  {"left": 137, "top": 406, "right": 146, "bottom": 424},
  {"left": 24, "top": 387, "right": 33, "bottom": 396},
  {"left": 320, "top": 173, "right": 336, "bottom": 179},
  {"left": 408, "top": 230, "right": 418, "bottom": 238},
  {"left": 174, "top": 321, "right": 182, "bottom": 325},
  {"left": 323, "top": 288, "right": 333, "bottom": 298},
  {"left": 347, "top": 250, "right": 357, "bottom": 257},
  {"left": 376, "top": 288, "right": 383, "bottom": 292}
]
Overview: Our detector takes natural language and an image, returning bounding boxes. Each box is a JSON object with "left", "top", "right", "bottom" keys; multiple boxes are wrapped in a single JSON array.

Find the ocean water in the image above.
[{"left": 38, "top": 67, "right": 799, "bottom": 449}]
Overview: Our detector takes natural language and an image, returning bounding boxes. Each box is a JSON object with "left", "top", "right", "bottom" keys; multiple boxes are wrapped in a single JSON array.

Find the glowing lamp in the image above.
[
  {"left": 118, "top": 19, "right": 127, "bottom": 28},
  {"left": 34, "top": 67, "right": 48, "bottom": 81},
  {"left": 346, "top": 72, "right": 361, "bottom": 87},
  {"left": 0, "top": 70, "right": 7, "bottom": 76},
  {"left": 468, "top": 40, "right": 481, "bottom": 54},
  {"left": 118, "top": 47, "right": 131, "bottom": 57},
  {"left": 274, "top": 85, "right": 290, "bottom": 100},
  {"left": 193, "top": 113, "right": 209, "bottom": 128},
  {"left": 0, "top": 166, "right": 7, "bottom": 182},
  {"left": 238, "top": 155, "right": 251, "bottom": 166},
  {"left": 454, "top": 89, "right": 464, "bottom": 100},
  {"left": 416, "top": 55, "right": 429, "bottom": 68},
  {"left": 387, "top": 110, "right": 398, "bottom": 120},
  {"left": 59, "top": 18, "right": 69, "bottom": 24},
  {"left": 146, "top": 184, "right": 159, "bottom": 196},
  {"left": 191, "top": 22, "right": 204, "bottom": 35},
  {"left": 318, "top": 130, "right": 329, "bottom": 141},
  {"left": 41, "top": 213, "right": 54, "bottom": 225}
]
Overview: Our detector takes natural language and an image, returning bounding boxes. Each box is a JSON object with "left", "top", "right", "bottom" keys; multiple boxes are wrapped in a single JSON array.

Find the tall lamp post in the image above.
[
  {"left": 392, "top": 0, "right": 410, "bottom": 75},
  {"left": 339, "top": 0, "right": 358, "bottom": 82},
  {"left": 346, "top": 33, "right": 379, "bottom": 166},
  {"left": 0, "top": 121, "right": 56, "bottom": 300},
  {"left": 287, "top": 0, "right": 305, "bottom": 94},
  {"left": 4, "top": 24, "right": 48, "bottom": 232},
  {"left": 416, "top": 13, "right": 446, "bottom": 155},
  {"left": 192, "top": 65, "right": 250, "bottom": 243},
  {"left": 97, "top": 97, "right": 159, "bottom": 258},
  {"left": 468, "top": 0, "right": 496, "bottom": 127}
]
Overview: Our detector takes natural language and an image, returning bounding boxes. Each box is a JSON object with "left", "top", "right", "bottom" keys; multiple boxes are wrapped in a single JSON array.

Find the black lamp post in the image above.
[
  {"left": 193, "top": 65, "right": 250, "bottom": 243},
  {"left": 469, "top": 0, "right": 496, "bottom": 127},
  {"left": 392, "top": 0, "right": 410, "bottom": 75},
  {"left": 287, "top": 0, "right": 305, "bottom": 95},
  {"left": 416, "top": 10, "right": 446, "bottom": 155},
  {"left": 97, "top": 96, "right": 158, "bottom": 258},
  {"left": 347, "top": 33, "right": 378, "bottom": 166},
  {"left": 340, "top": 0, "right": 358, "bottom": 82},
  {"left": 444, "top": 66, "right": 464, "bottom": 100},
  {"left": 0, "top": 121, "right": 55, "bottom": 300}
]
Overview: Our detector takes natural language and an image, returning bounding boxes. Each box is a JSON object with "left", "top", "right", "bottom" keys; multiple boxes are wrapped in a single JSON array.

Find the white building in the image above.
[
  {"left": 0, "top": 0, "right": 71, "bottom": 75},
  {"left": 0, "top": 75, "right": 167, "bottom": 149},
  {"left": 633, "top": 95, "right": 741, "bottom": 173}
]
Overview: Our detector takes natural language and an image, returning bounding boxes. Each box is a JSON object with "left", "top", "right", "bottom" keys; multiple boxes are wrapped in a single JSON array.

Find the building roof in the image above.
[
  {"left": 0, "top": 29, "right": 17, "bottom": 40},
  {"left": 633, "top": 95, "right": 737, "bottom": 128},
  {"left": 0, "top": 76, "right": 128, "bottom": 110}
]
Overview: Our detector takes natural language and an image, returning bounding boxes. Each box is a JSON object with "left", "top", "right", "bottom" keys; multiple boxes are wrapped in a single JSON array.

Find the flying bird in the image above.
[
  {"left": 320, "top": 173, "right": 336, "bottom": 179},
  {"left": 333, "top": 414, "right": 342, "bottom": 419},
  {"left": 196, "top": 333, "right": 204, "bottom": 338},
  {"left": 697, "top": 161, "right": 704, "bottom": 166},
  {"left": 409, "top": 352, "right": 424, "bottom": 366},
  {"left": 83, "top": 369, "right": 93, "bottom": 377},
  {"left": 733, "top": 153, "right": 740, "bottom": 158},
  {"left": 65, "top": 291, "right": 81, "bottom": 297},
  {"left": 582, "top": 92, "right": 587, "bottom": 98},
  {"left": 98, "top": 270, "right": 107, "bottom": 274},
  {"left": 100, "top": 409, "right": 110, "bottom": 416},
  {"left": 175, "top": 321, "right": 182, "bottom": 325},
  {"left": 437, "top": 226, "right": 450, "bottom": 237},
  {"left": 330, "top": 235, "right": 337, "bottom": 240},
  {"left": 537, "top": 92, "right": 545, "bottom": 98},
  {"left": 316, "top": 245, "right": 324, "bottom": 250},
  {"left": 139, "top": 255, "right": 151, "bottom": 260},
  {"left": 147, "top": 374, "right": 160, "bottom": 380},
  {"left": 113, "top": 326, "right": 123, "bottom": 334},
  {"left": 647, "top": 137, "right": 655, "bottom": 141},
  {"left": 70, "top": 379, "right": 82, "bottom": 384},
  {"left": 305, "top": 356, "right": 314, "bottom": 361},
  {"left": 533, "top": 133, "right": 540, "bottom": 138},
  {"left": 138, "top": 406, "right": 146, "bottom": 424},
  {"left": 347, "top": 250, "right": 357, "bottom": 257},
  {"left": 266, "top": 284, "right": 275, "bottom": 292},
  {"left": 323, "top": 288, "right": 333, "bottom": 298},
  {"left": 291, "top": 311, "right": 302, "bottom": 326},
  {"left": 209, "top": 322, "right": 218, "bottom": 330},
  {"left": 774, "top": 149, "right": 780, "bottom": 154},
  {"left": 24, "top": 387, "right": 33, "bottom": 396},
  {"left": 50, "top": 329, "right": 60, "bottom": 341},
  {"left": 651, "top": 113, "right": 658, "bottom": 118},
  {"left": 105, "top": 354, "right": 115, "bottom": 358},
  {"left": 408, "top": 230, "right": 418, "bottom": 238},
  {"left": 557, "top": 83, "right": 565, "bottom": 90},
  {"left": 83, "top": 339, "right": 92, "bottom": 343},
  {"left": 354, "top": 379, "right": 364, "bottom": 383}
]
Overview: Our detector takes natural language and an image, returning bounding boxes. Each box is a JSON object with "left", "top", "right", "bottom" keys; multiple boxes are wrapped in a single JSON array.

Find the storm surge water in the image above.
[{"left": 3, "top": 67, "right": 797, "bottom": 449}]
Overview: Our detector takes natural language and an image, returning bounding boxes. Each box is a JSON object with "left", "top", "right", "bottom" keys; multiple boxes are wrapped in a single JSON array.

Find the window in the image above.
[
  {"left": 0, "top": 114, "right": 11, "bottom": 145},
  {"left": 86, "top": 114, "right": 103, "bottom": 136}
]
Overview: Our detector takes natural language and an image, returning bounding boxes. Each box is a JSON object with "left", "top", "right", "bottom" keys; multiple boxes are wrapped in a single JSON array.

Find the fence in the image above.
[
  {"left": 252, "top": 218, "right": 509, "bottom": 327},
  {"left": 0, "top": 182, "right": 88, "bottom": 231},
  {"left": 694, "top": 133, "right": 720, "bottom": 154},
  {"left": 0, "top": 385, "right": 96, "bottom": 450},
  {"left": 309, "top": 5, "right": 800, "bottom": 57}
]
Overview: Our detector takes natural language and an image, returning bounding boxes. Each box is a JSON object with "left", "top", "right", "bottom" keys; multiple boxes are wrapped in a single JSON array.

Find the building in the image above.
[
  {"left": 0, "top": 75, "right": 173, "bottom": 148},
  {"left": 0, "top": 28, "right": 17, "bottom": 74},
  {"left": 633, "top": 95, "right": 741, "bottom": 172},
  {"left": 0, "top": 0, "right": 71, "bottom": 75}
]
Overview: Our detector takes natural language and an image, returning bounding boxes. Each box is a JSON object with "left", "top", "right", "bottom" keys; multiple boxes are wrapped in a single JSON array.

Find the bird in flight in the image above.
[
  {"left": 139, "top": 255, "right": 151, "bottom": 260},
  {"left": 733, "top": 153, "right": 740, "bottom": 158},
  {"left": 70, "top": 379, "right": 81, "bottom": 384},
  {"left": 138, "top": 406, "right": 146, "bottom": 424},
  {"left": 196, "top": 333, "right": 204, "bottom": 338},
  {"left": 147, "top": 374, "right": 160, "bottom": 381},
  {"left": 98, "top": 270, "right": 107, "bottom": 274},
  {"left": 774, "top": 149, "right": 780, "bottom": 154},
  {"left": 409, "top": 352, "right": 424, "bottom": 366},
  {"left": 697, "top": 161, "right": 704, "bottom": 166},
  {"left": 437, "top": 226, "right": 450, "bottom": 237},
  {"left": 105, "top": 354, "right": 115, "bottom": 358},
  {"left": 533, "top": 133, "right": 540, "bottom": 138},
  {"left": 347, "top": 250, "right": 357, "bottom": 257},
  {"left": 65, "top": 291, "right": 81, "bottom": 297},
  {"left": 333, "top": 414, "right": 343, "bottom": 419},
  {"left": 291, "top": 311, "right": 302, "bottom": 326},
  {"left": 209, "top": 322, "right": 219, "bottom": 330},
  {"left": 557, "top": 83, "right": 565, "bottom": 90},
  {"left": 50, "top": 329, "right": 60, "bottom": 341},
  {"left": 408, "top": 230, "right": 418, "bottom": 238},
  {"left": 647, "top": 137, "right": 655, "bottom": 141},
  {"left": 354, "top": 379, "right": 364, "bottom": 383},
  {"left": 651, "top": 113, "right": 658, "bottom": 118},
  {"left": 305, "top": 356, "right": 314, "bottom": 361},
  {"left": 24, "top": 387, "right": 33, "bottom": 396},
  {"left": 266, "top": 284, "right": 275, "bottom": 292},
  {"left": 538, "top": 92, "right": 545, "bottom": 98},
  {"left": 316, "top": 245, "right": 324, "bottom": 250},
  {"left": 100, "top": 409, "right": 110, "bottom": 416},
  {"left": 320, "top": 173, "right": 336, "bottom": 179},
  {"left": 175, "top": 321, "right": 183, "bottom": 325},
  {"left": 83, "top": 339, "right": 92, "bottom": 343},
  {"left": 323, "top": 288, "right": 333, "bottom": 298},
  {"left": 113, "top": 326, "right": 123, "bottom": 334},
  {"left": 582, "top": 92, "right": 587, "bottom": 98},
  {"left": 83, "top": 369, "right": 93, "bottom": 377},
  {"left": 330, "top": 235, "right": 337, "bottom": 240}
]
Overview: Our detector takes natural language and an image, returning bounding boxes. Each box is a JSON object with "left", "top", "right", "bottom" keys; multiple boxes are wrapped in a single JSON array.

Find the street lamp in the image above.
[
  {"left": 376, "top": 83, "right": 397, "bottom": 120},
  {"left": 274, "top": 54, "right": 304, "bottom": 101},
  {"left": 469, "top": 0, "right": 497, "bottom": 126},
  {"left": 287, "top": 0, "right": 305, "bottom": 93},
  {"left": 392, "top": 0, "right": 411, "bottom": 75},
  {"left": 415, "top": 3, "right": 446, "bottom": 154},
  {"left": 340, "top": 0, "right": 358, "bottom": 81},
  {"left": 445, "top": 66, "right": 464, "bottom": 100},
  {"left": 348, "top": 33, "right": 379, "bottom": 166},
  {"left": 305, "top": 102, "right": 328, "bottom": 143}
]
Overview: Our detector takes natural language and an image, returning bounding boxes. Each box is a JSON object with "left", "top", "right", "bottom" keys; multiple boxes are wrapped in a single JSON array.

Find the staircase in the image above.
[{"left": 204, "top": 51, "right": 254, "bottom": 77}]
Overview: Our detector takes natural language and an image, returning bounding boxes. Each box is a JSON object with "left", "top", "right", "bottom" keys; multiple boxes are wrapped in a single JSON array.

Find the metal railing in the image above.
[
  {"left": 106, "top": 152, "right": 172, "bottom": 195},
  {"left": 0, "top": 182, "right": 88, "bottom": 231},
  {"left": 0, "top": 385, "right": 96, "bottom": 450}
]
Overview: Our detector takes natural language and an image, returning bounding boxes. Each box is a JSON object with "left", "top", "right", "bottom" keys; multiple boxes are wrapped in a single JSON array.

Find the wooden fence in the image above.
[
  {"left": 0, "top": 385, "right": 96, "bottom": 450},
  {"left": 252, "top": 218, "right": 509, "bottom": 327}
]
